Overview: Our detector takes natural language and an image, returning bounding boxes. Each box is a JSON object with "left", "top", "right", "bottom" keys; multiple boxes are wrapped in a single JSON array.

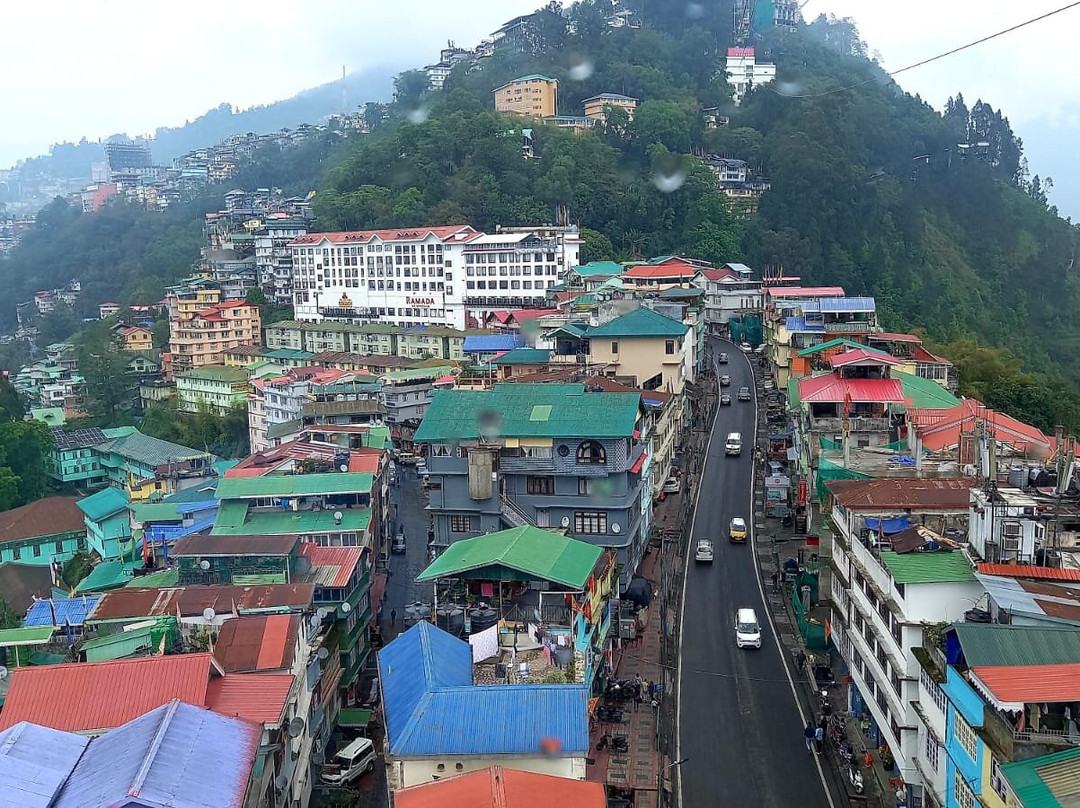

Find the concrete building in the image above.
[
  {"left": 175, "top": 364, "right": 249, "bottom": 415},
  {"left": 967, "top": 487, "right": 1043, "bottom": 566},
  {"left": 0, "top": 497, "right": 86, "bottom": 566},
  {"left": 694, "top": 264, "right": 763, "bottom": 333},
  {"left": 582, "top": 93, "right": 639, "bottom": 122},
  {"left": 493, "top": 75, "right": 559, "bottom": 118},
  {"left": 725, "top": 46, "right": 777, "bottom": 105},
  {"left": 415, "top": 383, "right": 651, "bottom": 588},
  {"left": 166, "top": 300, "right": 261, "bottom": 377},
  {"left": 248, "top": 367, "right": 355, "bottom": 453}
]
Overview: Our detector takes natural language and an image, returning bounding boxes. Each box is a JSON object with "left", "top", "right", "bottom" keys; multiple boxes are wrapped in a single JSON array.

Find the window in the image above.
[
  {"left": 450, "top": 515, "right": 475, "bottom": 533},
  {"left": 954, "top": 712, "right": 978, "bottom": 761},
  {"left": 576, "top": 441, "right": 607, "bottom": 465},
  {"left": 611, "top": 341, "right": 619, "bottom": 354},
  {"left": 990, "top": 757, "right": 1008, "bottom": 801},
  {"left": 526, "top": 476, "right": 555, "bottom": 495},
  {"left": 953, "top": 775, "right": 975, "bottom": 808},
  {"left": 665, "top": 340, "right": 676, "bottom": 355},
  {"left": 924, "top": 729, "right": 940, "bottom": 772},
  {"left": 574, "top": 511, "right": 608, "bottom": 534},
  {"left": 578, "top": 477, "right": 590, "bottom": 496},
  {"left": 920, "top": 669, "right": 947, "bottom": 713}
]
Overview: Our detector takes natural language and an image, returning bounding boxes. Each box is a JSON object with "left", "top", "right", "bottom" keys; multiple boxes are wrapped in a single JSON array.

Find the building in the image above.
[
  {"left": 378, "top": 621, "right": 589, "bottom": 791},
  {"left": 694, "top": 264, "right": 763, "bottom": 333},
  {"left": 582, "top": 93, "right": 639, "bottom": 122},
  {"left": 493, "top": 75, "right": 559, "bottom": 118},
  {"left": 76, "top": 487, "right": 132, "bottom": 561},
  {"left": 543, "top": 115, "right": 597, "bottom": 132},
  {"left": 254, "top": 215, "right": 309, "bottom": 306},
  {"left": 395, "top": 766, "right": 607, "bottom": 808},
  {"left": 967, "top": 487, "right": 1043, "bottom": 565},
  {"left": 166, "top": 300, "right": 261, "bottom": 377},
  {"left": 248, "top": 367, "right": 355, "bottom": 453},
  {"left": 0, "top": 497, "right": 85, "bottom": 566},
  {"left": 382, "top": 365, "right": 453, "bottom": 428},
  {"left": 825, "top": 478, "right": 983, "bottom": 800},
  {"left": 416, "top": 383, "right": 651, "bottom": 588},
  {"left": 725, "top": 46, "right": 777, "bottom": 105},
  {"left": 98, "top": 302, "right": 121, "bottom": 319},
  {"left": 288, "top": 225, "right": 580, "bottom": 330},
  {"left": 114, "top": 325, "right": 153, "bottom": 352},
  {"left": 175, "top": 364, "right": 249, "bottom": 415},
  {"left": 702, "top": 156, "right": 772, "bottom": 210},
  {"left": 424, "top": 43, "right": 473, "bottom": 91},
  {"left": 569, "top": 307, "right": 692, "bottom": 394}
]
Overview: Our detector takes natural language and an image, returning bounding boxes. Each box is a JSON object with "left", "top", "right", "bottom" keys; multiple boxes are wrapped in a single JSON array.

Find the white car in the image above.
[
  {"left": 739, "top": 342, "right": 753, "bottom": 352},
  {"left": 663, "top": 477, "right": 681, "bottom": 494},
  {"left": 694, "top": 539, "right": 714, "bottom": 563},
  {"left": 320, "top": 737, "right": 377, "bottom": 785},
  {"left": 735, "top": 608, "right": 762, "bottom": 649}
]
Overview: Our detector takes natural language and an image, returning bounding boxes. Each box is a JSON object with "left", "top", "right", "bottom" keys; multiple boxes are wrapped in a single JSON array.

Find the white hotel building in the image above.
[{"left": 288, "top": 225, "right": 580, "bottom": 329}]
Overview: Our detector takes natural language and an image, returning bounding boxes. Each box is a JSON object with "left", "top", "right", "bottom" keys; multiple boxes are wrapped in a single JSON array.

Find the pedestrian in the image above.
[
  {"left": 804, "top": 722, "right": 816, "bottom": 754},
  {"left": 814, "top": 724, "right": 824, "bottom": 754},
  {"left": 390, "top": 608, "right": 397, "bottom": 627},
  {"left": 771, "top": 569, "right": 779, "bottom": 592}
]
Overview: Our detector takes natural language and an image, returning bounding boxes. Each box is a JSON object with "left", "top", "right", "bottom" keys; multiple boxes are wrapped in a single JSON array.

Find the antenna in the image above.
[
  {"left": 334, "top": 510, "right": 343, "bottom": 525},
  {"left": 287, "top": 717, "right": 306, "bottom": 738},
  {"left": 0, "top": 667, "right": 8, "bottom": 681},
  {"left": 202, "top": 607, "right": 216, "bottom": 622},
  {"left": 340, "top": 601, "right": 352, "bottom": 613},
  {"left": 199, "top": 559, "right": 211, "bottom": 571}
]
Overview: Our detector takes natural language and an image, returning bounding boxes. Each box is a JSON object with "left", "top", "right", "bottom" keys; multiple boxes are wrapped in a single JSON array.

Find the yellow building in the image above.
[
  {"left": 166, "top": 301, "right": 261, "bottom": 377},
  {"left": 116, "top": 325, "right": 153, "bottom": 352},
  {"left": 581, "top": 308, "right": 690, "bottom": 395},
  {"left": 494, "top": 74, "right": 558, "bottom": 118},
  {"left": 582, "top": 93, "right": 639, "bottom": 122}
]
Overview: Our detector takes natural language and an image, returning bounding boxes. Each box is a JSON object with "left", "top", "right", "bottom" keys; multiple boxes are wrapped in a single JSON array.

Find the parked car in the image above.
[
  {"left": 729, "top": 517, "right": 748, "bottom": 543},
  {"left": 718, "top": 352, "right": 729, "bottom": 364},
  {"left": 767, "top": 460, "right": 785, "bottom": 476},
  {"left": 663, "top": 477, "right": 681, "bottom": 494},
  {"left": 737, "top": 387, "right": 751, "bottom": 401},
  {"left": 694, "top": 538, "right": 714, "bottom": 563},
  {"left": 719, "top": 375, "right": 731, "bottom": 387},
  {"left": 397, "top": 453, "right": 419, "bottom": 466},
  {"left": 320, "top": 738, "right": 377, "bottom": 786},
  {"left": 416, "top": 459, "right": 428, "bottom": 475},
  {"left": 754, "top": 344, "right": 767, "bottom": 355},
  {"left": 720, "top": 393, "right": 732, "bottom": 406},
  {"left": 391, "top": 533, "right": 407, "bottom": 554},
  {"left": 739, "top": 342, "right": 753, "bottom": 352}
]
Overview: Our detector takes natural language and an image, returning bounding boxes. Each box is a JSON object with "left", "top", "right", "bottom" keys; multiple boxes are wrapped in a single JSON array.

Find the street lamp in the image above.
[{"left": 658, "top": 757, "right": 689, "bottom": 807}]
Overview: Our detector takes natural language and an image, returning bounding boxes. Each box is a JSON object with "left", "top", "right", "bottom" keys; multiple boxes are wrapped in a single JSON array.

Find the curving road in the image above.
[{"left": 676, "top": 340, "right": 833, "bottom": 807}]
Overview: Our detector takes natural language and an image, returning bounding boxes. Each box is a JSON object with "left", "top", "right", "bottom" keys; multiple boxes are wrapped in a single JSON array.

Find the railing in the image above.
[
  {"left": 500, "top": 494, "right": 535, "bottom": 528},
  {"left": 1015, "top": 726, "right": 1080, "bottom": 744},
  {"left": 823, "top": 321, "right": 875, "bottom": 332},
  {"left": 812, "top": 416, "right": 891, "bottom": 434}
]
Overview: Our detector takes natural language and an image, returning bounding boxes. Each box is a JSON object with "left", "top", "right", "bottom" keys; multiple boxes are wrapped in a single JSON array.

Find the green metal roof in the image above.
[
  {"left": 658, "top": 285, "right": 704, "bottom": 299},
  {"left": 29, "top": 407, "right": 66, "bottom": 425},
  {"left": 125, "top": 568, "right": 179, "bottom": 588},
  {"left": 508, "top": 73, "right": 556, "bottom": 83},
  {"left": 895, "top": 371, "right": 961, "bottom": 410},
  {"left": 571, "top": 261, "right": 623, "bottom": 277},
  {"left": 213, "top": 500, "right": 249, "bottom": 531},
  {"left": 416, "top": 526, "right": 602, "bottom": 589},
  {"left": 492, "top": 349, "right": 551, "bottom": 365},
  {"left": 176, "top": 364, "right": 249, "bottom": 382},
  {"left": 81, "top": 625, "right": 157, "bottom": 661},
  {"left": 265, "top": 349, "right": 316, "bottom": 361},
  {"left": 797, "top": 338, "right": 886, "bottom": 357},
  {"left": 77, "top": 487, "right": 130, "bottom": 522},
  {"left": 878, "top": 550, "right": 975, "bottom": 584},
  {"left": 1000, "top": 746, "right": 1080, "bottom": 808},
  {"left": 216, "top": 472, "right": 374, "bottom": 499},
  {"left": 0, "top": 626, "right": 55, "bottom": 647},
  {"left": 337, "top": 707, "right": 373, "bottom": 727},
  {"left": 950, "top": 624, "right": 1080, "bottom": 668},
  {"left": 415, "top": 383, "right": 640, "bottom": 442},
  {"left": 131, "top": 502, "right": 183, "bottom": 523},
  {"left": 211, "top": 507, "right": 371, "bottom": 536},
  {"left": 95, "top": 428, "right": 216, "bottom": 468},
  {"left": 586, "top": 308, "right": 688, "bottom": 339},
  {"left": 787, "top": 376, "right": 802, "bottom": 408},
  {"left": 75, "top": 560, "right": 136, "bottom": 593}
]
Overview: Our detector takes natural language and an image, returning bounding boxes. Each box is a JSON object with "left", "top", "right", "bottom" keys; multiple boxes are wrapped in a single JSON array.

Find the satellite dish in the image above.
[
  {"left": 340, "top": 464, "right": 349, "bottom": 473},
  {"left": 202, "top": 608, "right": 216, "bottom": 622},
  {"left": 334, "top": 510, "right": 344, "bottom": 523},
  {"left": 287, "top": 717, "right": 305, "bottom": 738},
  {"left": 199, "top": 559, "right": 211, "bottom": 571},
  {"left": 612, "top": 523, "right": 622, "bottom": 534},
  {"left": 560, "top": 517, "right": 570, "bottom": 528},
  {"left": 317, "top": 647, "right": 330, "bottom": 660},
  {"left": 340, "top": 602, "right": 352, "bottom": 613},
  {"left": 0, "top": 667, "right": 8, "bottom": 681},
  {"left": 316, "top": 607, "right": 330, "bottom": 620}
]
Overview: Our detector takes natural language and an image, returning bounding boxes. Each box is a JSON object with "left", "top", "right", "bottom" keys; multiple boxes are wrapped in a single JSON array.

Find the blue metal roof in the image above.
[
  {"left": 785, "top": 316, "right": 825, "bottom": 334},
  {"left": 801, "top": 296, "right": 876, "bottom": 313},
  {"left": 463, "top": 334, "right": 526, "bottom": 353},
  {"left": 378, "top": 622, "right": 589, "bottom": 757},
  {"left": 54, "top": 699, "right": 260, "bottom": 808},
  {"left": 0, "top": 722, "right": 89, "bottom": 808},
  {"left": 174, "top": 500, "right": 219, "bottom": 516},
  {"left": 23, "top": 596, "right": 100, "bottom": 627}
]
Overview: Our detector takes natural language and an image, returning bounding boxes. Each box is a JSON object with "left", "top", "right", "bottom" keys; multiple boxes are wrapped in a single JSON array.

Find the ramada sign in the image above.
[{"left": 406, "top": 296, "right": 436, "bottom": 306}]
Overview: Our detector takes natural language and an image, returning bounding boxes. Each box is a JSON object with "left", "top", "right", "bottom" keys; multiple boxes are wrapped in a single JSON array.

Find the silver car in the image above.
[{"left": 694, "top": 539, "right": 714, "bottom": 563}]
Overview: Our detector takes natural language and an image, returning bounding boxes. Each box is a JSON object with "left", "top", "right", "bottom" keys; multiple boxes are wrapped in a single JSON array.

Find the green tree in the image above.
[
  {"left": 0, "top": 377, "right": 24, "bottom": 421},
  {"left": 629, "top": 100, "right": 693, "bottom": 155},
  {"left": 579, "top": 228, "right": 615, "bottom": 264},
  {"left": 0, "top": 420, "right": 54, "bottom": 507},
  {"left": 393, "top": 70, "right": 431, "bottom": 111}
]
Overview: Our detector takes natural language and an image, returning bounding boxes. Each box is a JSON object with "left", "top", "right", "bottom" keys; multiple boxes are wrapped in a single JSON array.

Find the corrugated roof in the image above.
[
  {"left": 571, "top": 261, "right": 623, "bottom": 277},
  {"left": 0, "top": 497, "right": 85, "bottom": 544},
  {"left": 74, "top": 560, "right": 135, "bottom": 593},
  {"left": 829, "top": 348, "right": 901, "bottom": 368},
  {"left": 797, "top": 338, "right": 883, "bottom": 357},
  {"left": 131, "top": 501, "right": 184, "bottom": 523},
  {"left": 214, "top": 614, "right": 299, "bottom": 672},
  {"left": 0, "top": 722, "right": 90, "bottom": 808},
  {"left": 785, "top": 316, "right": 826, "bottom": 334},
  {"left": 179, "top": 584, "right": 315, "bottom": 614},
  {"left": 896, "top": 371, "right": 961, "bottom": 410},
  {"left": 211, "top": 507, "right": 371, "bottom": 537},
  {"left": 172, "top": 533, "right": 298, "bottom": 557},
  {"left": 205, "top": 673, "right": 293, "bottom": 726},
  {"left": 395, "top": 766, "right": 607, "bottom": 808},
  {"left": 416, "top": 526, "right": 601, "bottom": 589},
  {"left": 797, "top": 374, "right": 905, "bottom": 404},
  {"left": 298, "top": 544, "right": 364, "bottom": 588},
  {"left": 801, "top": 296, "right": 876, "bottom": 313},
  {"left": 75, "top": 487, "right": 129, "bottom": 522},
  {"left": 622, "top": 262, "right": 697, "bottom": 280},
  {"left": 379, "top": 622, "right": 588, "bottom": 757},
  {"left": 88, "top": 588, "right": 182, "bottom": 621},
  {"left": 979, "top": 564, "right": 1080, "bottom": 583},
  {"left": 1001, "top": 746, "right": 1080, "bottom": 808},
  {"left": 879, "top": 550, "right": 975, "bottom": 584},
  {"left": 0, "top": 626, "right": 55, "bottom": 647},
  {"left": 767, "top": 286, "right": 846, "bottom": 298},
  {"left": 0, "top": 562, "right": 54, "bottom": 614},
  {"left": 125, "top": 568, "right": 180, "bottom": 588},
  {"left": 915, "top": 399, "right": 1049, "bottom": 453},
  {"left": 24, "top": 596, "right": 101, "bottom": 627},
  {"left": 416, "top": 384, "right": 640, "bottom": 442},
  {"left": 463, "top": 334, "right": 526, "bottom": 353},
  {"left": 215, "top": 472, "right": 373, "bottom": 499},
  {"left": 0, "top": 654, "right": 214, "bottom": 733},
  {"left": 971, "top": 663, "right": 1080, "bottom": 704},
  {"left": 826, "top": 478, "right": 976, "bottom": 510},
  {"left": 586, "top": 308, "right": 688, "bottom": 338},
  {"left": 96, "top": 427, "right": 216, "bottom": 468},
  {"left": 53, "top": 699, "right": 259, "bottom": 808},
  {"left": 950, "top": 623, "right": 1080, "bottom": 667},
  {"left": 492, "top": 348, "right": 552, "bottom": 365}
]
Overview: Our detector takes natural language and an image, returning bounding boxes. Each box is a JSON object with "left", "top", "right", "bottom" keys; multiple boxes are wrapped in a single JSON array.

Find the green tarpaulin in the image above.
[
  {"left": 815, "top": 457, "right": 873, "bottom": 502},
  {"left": 728, "top": 315, "right": 763, "bottom": 347}
]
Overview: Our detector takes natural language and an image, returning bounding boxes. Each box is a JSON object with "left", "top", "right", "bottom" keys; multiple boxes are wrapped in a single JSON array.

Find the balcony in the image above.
[
  {"left": 823, "top": 321, "right": 875, "bottom": 333},
  {"left": 811, "top": 416, "right": 891, "bottom": 434}
]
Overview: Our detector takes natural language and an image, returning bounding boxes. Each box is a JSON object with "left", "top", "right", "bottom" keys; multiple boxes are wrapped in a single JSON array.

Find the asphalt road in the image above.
[
  {"left": 381, "top": 465, "right": 435, "bottom": 630},
  {"left": 677, "top": 340, "right": 832, "bottom": 808}
]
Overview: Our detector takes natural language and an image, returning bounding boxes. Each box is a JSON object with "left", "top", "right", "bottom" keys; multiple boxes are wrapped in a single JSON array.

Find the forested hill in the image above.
[{"left": 4, "top": 0, "right": 1080, "bottom": 429}]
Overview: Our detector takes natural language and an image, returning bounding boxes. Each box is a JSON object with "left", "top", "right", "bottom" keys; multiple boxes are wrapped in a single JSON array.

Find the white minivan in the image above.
[
  {"left": 320, "top": 737, "right": 377, "bottom": 786},
  {"left": 725, "top": 432, "right": 743, "bottom": 456},
  {"left": 735, "top": 608, "right": 762, "bottom": 649}
]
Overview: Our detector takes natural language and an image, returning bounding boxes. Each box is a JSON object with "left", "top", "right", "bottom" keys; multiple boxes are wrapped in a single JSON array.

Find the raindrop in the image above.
[
  {"left": 477, "top": 410, "right": 502, "bottom": 441},
  {"left": 776, "top": 81, "right": 803, "bottom": 97},
  {"left": 653, "top": 169, "right": 686, "bottom": 194},
  {"left": 590, "top": 478, "right": 615, "bottom": 499},
  {"left": 407, "top": 106, "right": 430, "bottom": 124},
  {"left": 568, "top": 59, "right": 594, "bottom": 81},
  {"left": 686, "top": 3, "right": 705, "bottom": 19}
]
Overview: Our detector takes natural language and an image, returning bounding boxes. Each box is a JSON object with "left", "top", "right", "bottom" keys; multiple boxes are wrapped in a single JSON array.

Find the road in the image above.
[
  {"left": 380, "top": 464, "right": 435, "bottom": 631},
  {"left": 677, "top": 340, "right": 832, "bottom": 807}
]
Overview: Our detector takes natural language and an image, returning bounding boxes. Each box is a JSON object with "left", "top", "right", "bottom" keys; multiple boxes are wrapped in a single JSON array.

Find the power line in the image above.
[{"left": 773, "top": 0, "right": 1080, "bottom": 99}]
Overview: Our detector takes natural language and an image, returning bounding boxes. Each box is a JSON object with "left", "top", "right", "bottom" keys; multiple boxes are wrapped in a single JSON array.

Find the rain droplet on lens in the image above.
[
  {"left": 568, "top": 59, "right": 594, "bottom": 81},
  {"left": 686, "top": 2, "right": 704, "bottom": 19},
  {"left": 653, "top": 169, "right": 686, "bottom": 193},
  {"left": 477, "top": 410, "right": 502, "bottom": 441},
  {"left": 407, "top": 106, "right": 430, "bottom": 124},
  {"left": 776, "top": 81, "right": 802, "bottom": 97}
]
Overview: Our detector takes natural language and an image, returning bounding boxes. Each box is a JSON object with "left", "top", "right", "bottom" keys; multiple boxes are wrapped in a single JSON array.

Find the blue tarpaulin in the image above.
[{"left": 865, "top": 517, "right": 911, "bottom": 534}]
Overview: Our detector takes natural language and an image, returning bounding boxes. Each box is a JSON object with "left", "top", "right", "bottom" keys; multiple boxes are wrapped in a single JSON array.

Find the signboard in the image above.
[{"left": 406, "top": 296, "right": 436, "bottom": 306}]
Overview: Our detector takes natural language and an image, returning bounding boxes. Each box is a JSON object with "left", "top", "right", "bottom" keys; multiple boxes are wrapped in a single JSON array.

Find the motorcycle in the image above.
[
  {"left": 819, "top": 689, "right": 832, "bottom": 716},
  {"left": 596, "top": 733, "right": 629, "bottom": 753},
  {"left": 847, "top": 759, "right": 865, "bottom": 794},
  {"left": 596, "top": 707, "right": 625, "bottom": 723}
]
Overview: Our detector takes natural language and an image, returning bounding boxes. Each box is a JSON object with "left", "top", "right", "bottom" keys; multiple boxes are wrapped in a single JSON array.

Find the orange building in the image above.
[
  {"left": 166, "top": 300, "right": 261, "bottom": 377},
  {"left": 493, "top": 74, "right": 558, "bottom": 118},
  {"left": 114, "top": 325, "right": 153, "bottom": 352}
]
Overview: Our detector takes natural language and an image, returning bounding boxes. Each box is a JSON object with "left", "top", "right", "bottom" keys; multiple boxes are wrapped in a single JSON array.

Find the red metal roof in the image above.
[
  {"left": 89, "top": 587, "right": 184, "bottom": 621},
  {"left": 298, "top": 544, "right": 364, "bottom": 588},
  {"left": 0, "top": 497, "right": 85, "bottom": 545},
  {"left": 394, "top": 766, "right": 607, "bottom": 808},
  {"left": 622, "top": 262, "right": 698, "bottom": 279},
  {"left": 289, "top": 225, "right": 476, "bottom": 246},
  {"left": 977, "top": 564, "right": 1080, "bottom": 582},
  {"left": 972, "top": 663, "right": 1080, "bottom": 704},
  {"left": 0, "top": 654, "right": 214, "bottom": 732},
  {"left": 829, "top": 349, "right": 902, "bottom": 368},
  {"left": 766, "top": 286, "right": 845, "bottom": 298},
  {"left": 213, "top": 614, "right": 300, "bottom": 672},
  {"left": 179, "top": 584, "right": 315, "bottom": 614},
  {"left": 915, "top": 399, "right": 1049, "bottom": 453},
  {"left": 797, "top": 374, "right": 906, "bottom": 404},
  {"left": 826, "top": 478, "right": 977, "bottom": 510},
  {"left": 205, "top": 673, "right": 293, "bottom": 726},
  {"left": 349, "top": 454, "right": 381, "bottom": 474}
]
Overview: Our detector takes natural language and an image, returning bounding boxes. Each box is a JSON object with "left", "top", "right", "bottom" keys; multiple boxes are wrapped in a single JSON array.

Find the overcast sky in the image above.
[{"left": 4, "top": 0, "right": 1078, "bottom": 216}]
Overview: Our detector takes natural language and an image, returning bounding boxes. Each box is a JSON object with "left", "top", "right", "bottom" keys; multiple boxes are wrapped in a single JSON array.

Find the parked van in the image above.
[
  {"left": 320, "top": 737, "right": 377, "bottom": 786},
  {"left": 735, "top": 608, "right": 762, "bottom": 649},
  {"left": 725, "top": 432, "right": 742, "bottom": 456}
]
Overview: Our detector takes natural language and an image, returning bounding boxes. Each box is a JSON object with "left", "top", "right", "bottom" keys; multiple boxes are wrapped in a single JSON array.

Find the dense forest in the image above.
[{"left": 2, "top": 0, "right": 1080, "bottom": 435}]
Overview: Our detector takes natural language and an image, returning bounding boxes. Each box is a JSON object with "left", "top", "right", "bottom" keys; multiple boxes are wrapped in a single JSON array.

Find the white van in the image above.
[
  {"left": 320, "top": 737, "right": 377, "bottom": 786},
  {"left": 735, "top": 608, "right": 762, "bottom": 649},
  {"left": 725, "top": 432, "right": 743, "bottom": 456}
]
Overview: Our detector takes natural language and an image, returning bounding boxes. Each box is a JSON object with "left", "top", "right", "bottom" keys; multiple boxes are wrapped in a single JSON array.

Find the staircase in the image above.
[{"left": 500, "top": 494, "right": 535, "bottom": 528}]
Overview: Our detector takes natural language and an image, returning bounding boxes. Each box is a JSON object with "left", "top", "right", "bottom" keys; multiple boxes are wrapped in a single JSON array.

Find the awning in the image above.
[
  {"left": 629, "top": 452, "right": 646, "bottom": 474},
  {"left": 337, "top": 707, "right": 372, "bottom": 727},
  {"left": 865, "top": 516, "right": 911, "bottom": 534}
]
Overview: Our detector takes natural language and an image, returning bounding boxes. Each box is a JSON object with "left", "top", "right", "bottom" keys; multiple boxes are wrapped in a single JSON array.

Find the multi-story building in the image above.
[
  {"left": 424, "top": 43, "right": 473, "bottom": 91},
  {"left": 382, "top": 366, "right": 454, "bottom": 427},
  {"left": 248, "top": 367, "right": 354, "bottom": 453},
  {"left": 288, "top": 225, "right": 579, "bottom": 330},
  {"left": 415, "top": 383, "right": 651, "bottom": 588},
  {"left": 166, "top": 300, "right": 261, "bottom": 377},
  {"left": 493, "top": 75, "right": 559, "bottom": 117},
  {"left": 254, "top": 215, "right": 308, "bottom": 306},
  {"left": 114, "top": 324, "right": 153, "bottom": 352},
  {"left": 582, "top": 93, "right": 639, "bottom": 122},
  {"left": 0, "top": 497, "right": 86, "bottom": 566},
  {"left": 694, "top": 264, "right": 763, "bottom": 333},
  {"left": 13, "top": 354, "right": 86, "bottom": 418},
  {"left": 725, "top": 46, "right": 777, "bottom": 105},
  {"left": 175, "top": 364, "right": 249, "bottom": 415}
]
